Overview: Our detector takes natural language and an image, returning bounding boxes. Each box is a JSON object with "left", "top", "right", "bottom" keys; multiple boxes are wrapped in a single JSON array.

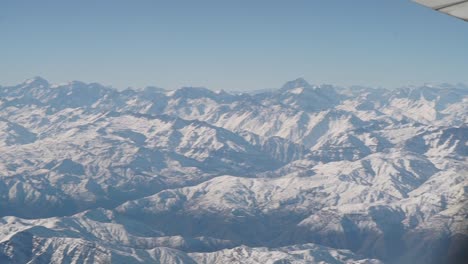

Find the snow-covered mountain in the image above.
[{"left": 0, "top": 77, "right": 466, "bottom": 264}]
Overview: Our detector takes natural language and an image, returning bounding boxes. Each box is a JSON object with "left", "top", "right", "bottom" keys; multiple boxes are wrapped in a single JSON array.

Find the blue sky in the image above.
[{"left": 1, "top": 0, "right": 468, "bottom": 90}]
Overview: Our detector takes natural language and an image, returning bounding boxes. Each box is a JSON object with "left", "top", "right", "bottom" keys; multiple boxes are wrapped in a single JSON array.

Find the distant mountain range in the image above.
[{"left": 0, "top": 77, "right": 466, "bottom": 264}]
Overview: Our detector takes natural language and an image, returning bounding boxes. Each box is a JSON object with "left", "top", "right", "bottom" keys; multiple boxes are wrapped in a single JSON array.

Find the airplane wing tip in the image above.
[{"left": 413, "top": 0, "right": 468, "bottom": 22}]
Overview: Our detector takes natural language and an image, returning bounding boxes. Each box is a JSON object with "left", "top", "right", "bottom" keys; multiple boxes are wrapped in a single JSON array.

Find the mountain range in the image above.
[{"left": 0, "top": 77, "right": 466, "bottom": 264}]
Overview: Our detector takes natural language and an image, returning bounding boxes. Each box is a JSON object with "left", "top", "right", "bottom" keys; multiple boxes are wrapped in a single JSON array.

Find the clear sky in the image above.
[{"left": 1, "top": 0, "right": 468, "bottom": 90}]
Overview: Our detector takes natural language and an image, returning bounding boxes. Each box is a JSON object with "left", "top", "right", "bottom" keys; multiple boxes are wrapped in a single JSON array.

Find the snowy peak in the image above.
[
  {"left": 280, "top": 77, "right": 312, "bottom": 91},
  {"left": 276, "top": 79, "right": 343, "bottom": 112},
  {"left": 23, "top": 76, "right": 49, "bottom": 87}
]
